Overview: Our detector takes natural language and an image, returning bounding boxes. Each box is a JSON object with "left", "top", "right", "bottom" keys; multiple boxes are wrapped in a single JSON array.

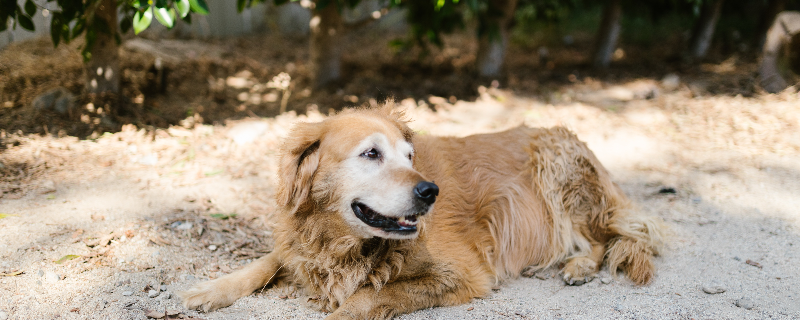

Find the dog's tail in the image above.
[{"left": 604, "top": 206, "right": 666, "bottom": 284}]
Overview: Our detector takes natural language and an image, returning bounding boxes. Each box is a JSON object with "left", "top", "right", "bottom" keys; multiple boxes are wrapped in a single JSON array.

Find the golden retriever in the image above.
[{"left": 180, "top": 105, "right": 665, "bottom": 319}]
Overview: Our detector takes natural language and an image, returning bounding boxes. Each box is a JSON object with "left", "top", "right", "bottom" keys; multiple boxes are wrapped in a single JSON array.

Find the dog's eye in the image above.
[{"left": 361, "top": 148, "right": 381, "bottom": 159}]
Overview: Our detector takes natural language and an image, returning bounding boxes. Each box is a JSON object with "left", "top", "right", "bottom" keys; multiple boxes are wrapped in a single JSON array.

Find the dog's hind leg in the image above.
[
  {"left": 529, "top": 127, "right": 664, "bottom": 285},
  {"left": 561, "top": 241, "right": 604, "bottom": 286},
  {"left": 180, "top": 251, "right": 284, "bottom": 312}
]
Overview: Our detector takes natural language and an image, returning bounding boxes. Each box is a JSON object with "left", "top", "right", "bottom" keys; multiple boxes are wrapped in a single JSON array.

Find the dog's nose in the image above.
[{"left": 413, "top": 181, "right": 439, "bottom": 205}]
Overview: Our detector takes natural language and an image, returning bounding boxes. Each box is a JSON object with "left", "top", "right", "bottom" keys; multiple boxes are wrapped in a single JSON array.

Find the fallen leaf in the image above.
[
  {"left": 209, "top": 213, "right": 237, "bottom": 220},
  {"left": 0, "top": 213, "right": 18, "bottom": 219},
  {"left": 145, "top": 309, "right": 166, "bottom": 319},
  {"left": 46, "top": 194, "right": 56, "bottom": 200},
  {"left": 70, "top": 308, "right": 79, "bottom": 312},
  {"left": 0, "top": 270, "right": 24, "bottom": 276},
  {"left": 204, "top": 169, "right": 224, "bottom": 177},
  {"left": 54, "top": 254, "right": 80, "bottom": 264},
  {"left": 745, "top": 259, "right": 763, "bottom": 268}
]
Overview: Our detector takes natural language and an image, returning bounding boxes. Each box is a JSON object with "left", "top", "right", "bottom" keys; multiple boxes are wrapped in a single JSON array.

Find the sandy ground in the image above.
[{"left": 1, "top": 80, "right": 800, "bottom": 320}]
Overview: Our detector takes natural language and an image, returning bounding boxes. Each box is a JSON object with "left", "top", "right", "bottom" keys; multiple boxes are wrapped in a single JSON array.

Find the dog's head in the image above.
[{"left": 277, "top": 107, "right": 438, "bottom": 240}]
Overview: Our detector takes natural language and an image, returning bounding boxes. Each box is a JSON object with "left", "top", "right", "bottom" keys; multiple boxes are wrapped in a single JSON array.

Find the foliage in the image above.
[{"left": 0, "top": 0, "right": 210, "bottom": 61}]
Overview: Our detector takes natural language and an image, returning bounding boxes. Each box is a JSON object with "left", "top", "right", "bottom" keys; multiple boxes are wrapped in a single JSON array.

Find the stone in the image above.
[
  {"left": 44, "top": 271, "right": 60, "bottom": 283},
  {"left": 160, "top": 285, "right": 167, "bottom": 291},
  {"left": 662, "top": 73, "right": 681, "bottom": 91},
  {"left": 735, "top": 297, "right": 755, "bottom": 310},
  {"left": 0, "top": 310, "right": 7, "bottom": 320},
  {"left": 148, "top": 289, "right": 159, "bottom": 298},
  {"left": 40, "top": 180, "right": 57, "bottom": 194},
  {"left": 122, "top": 291, "right": 134, "bottom": 296},
  {"left": 702, "top": 283, "right": 726, "bottom": 294},
  {"left": 600, "top": 277, "right": 612, "bottom": 284},
  {"left": 32, "top": 87, "right": 75, "bottom": 115}
]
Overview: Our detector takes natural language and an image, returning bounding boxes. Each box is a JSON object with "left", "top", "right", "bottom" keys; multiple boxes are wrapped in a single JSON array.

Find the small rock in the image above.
[
  {"left": 661, "top": 73, "right": 681, "bottom": 91},
  {"left": 148, "top": 289, "right": 159, "bottom": 298},
  {"left": 186, "top": 275, "right": 195, "bottom": 281},
  {"left": 733, "top": 256, "right": 741, "bottom": 261},
  {"left": 122, "top": 291, "right": 134, "bottom": 296},
  {"left": 44, "top": 271, "right": 60, "bottom": 283},
  {"left": 37, "top": 270, "right": 44, "bottom": 277},
  {"left": 160, "top": 285, "right": 167, "bottom": 291},
  {"left": 162, "top": 292, "right": 172, "bottom": 299},
  {"left": 0, "top": 310, "right": 7, "bottom": 320},
  {"left": 691, "top": 197, "right": 702, "bottom": 204},
  {"left": 600, "top": 277, "right": 612, "bottom": 284},
  {"left": 40, "top": 180, "right": 57, "bottom": 194},
  {"left": 702, "top": 283, "right": 726, "bottom": 294},
  {"left": 658, "top": 187, "right": 677, "bottom": 194},
  {"left": 172, "top": 222, "right": 193, "bottom": 230},
  {"left": 735, "top": 297, "right": 755, "bottom": 310},
  {"left": 33, "top": 87, "right": 75, "bottom": 115},
  {"left": 208, "top": 245, "right": 217, "bottom": 251}
]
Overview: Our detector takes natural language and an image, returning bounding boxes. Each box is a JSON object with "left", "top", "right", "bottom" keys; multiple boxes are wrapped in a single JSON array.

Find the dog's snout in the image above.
[{"left": 413, "top": 181, "right": 439, "bottom": 205}]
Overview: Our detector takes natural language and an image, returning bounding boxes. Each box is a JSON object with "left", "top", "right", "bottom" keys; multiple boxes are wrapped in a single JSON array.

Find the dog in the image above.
[{"left": 180, "top": 105, "right": 665, "bottom": 319}]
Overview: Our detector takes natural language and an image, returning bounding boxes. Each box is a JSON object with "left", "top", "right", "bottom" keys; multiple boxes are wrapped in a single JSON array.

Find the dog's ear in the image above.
[
  {"left": 277, "top": 121, "right": 323, "bottom": 212},
  {"left": 381, "top": 104, "right": 414, "bottom": 143}
]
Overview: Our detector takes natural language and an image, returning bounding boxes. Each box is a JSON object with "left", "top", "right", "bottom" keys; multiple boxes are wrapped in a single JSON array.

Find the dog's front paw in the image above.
[
  {"left": 179, "top": 278, "right": 242, "bottom": 312},
  {"left": 561, "top": 257, "right": 598, "bottom": 286}
]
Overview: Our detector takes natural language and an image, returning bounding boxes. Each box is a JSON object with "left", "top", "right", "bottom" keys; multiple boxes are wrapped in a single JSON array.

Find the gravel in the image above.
[
  {"left": 122, "top": 291, "right": 133, "bottom": 297},
  {"left": 0, "top": 310, "right": 7, "bottom": 320},
  {"left": 148, "top": 290, "right": 160, "bottom": 298}
]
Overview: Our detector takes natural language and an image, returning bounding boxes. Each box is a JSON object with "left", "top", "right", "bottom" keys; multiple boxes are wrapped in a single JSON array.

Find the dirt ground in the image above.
[{"left": 1, "top": 29, "right": 800, "bottom": 320}]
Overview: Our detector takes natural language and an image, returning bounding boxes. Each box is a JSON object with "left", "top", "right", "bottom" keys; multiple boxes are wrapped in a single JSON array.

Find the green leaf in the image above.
[
  {"left": 237, "top": 0, "right": 246, "bottom": 12},
  {"left": 175, "top": 0, "right": 190, "bottom": 18},
  {"left": 50, "top": 13, "right": 62, "bottom": 47},
  {"left": 0, "top": 213, "right": 18, "bottom": 219},
  {"left": 133, "top": 0, "right": 143, "bottom": 8},
  {"left": 54, "top": 254, "right": 80, "bottom": 264},
  {"left": 188, "top": 0, "right": 209, "bottom": 15},
  {"left": 24, "top": 0, "right": 36, "bottom": 17},
  {"left": 204, "top": 169, "right": 223, "bottom": 176},
  {"left": 71, "top": 18, "right": 85, "bottom": 39},
  {"left": 154, "top": 6, "right": 173, "bottom": 27},
  {"left": 16, "top": 13, "right": 35, "bottom": 31},
  {"left": 0, "top": 16, "right": 7, "bottom": 32},
  {"left": 209, "top": 213, "right": 237, "bottom": 219},
  {"left": 133, "top": 9, "right": 152, "bottom": 34}
]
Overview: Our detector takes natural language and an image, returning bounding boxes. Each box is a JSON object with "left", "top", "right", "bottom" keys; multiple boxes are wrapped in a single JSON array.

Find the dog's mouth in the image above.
[{"left": 351, "top": 201, "right": 421, "bottom": 234}]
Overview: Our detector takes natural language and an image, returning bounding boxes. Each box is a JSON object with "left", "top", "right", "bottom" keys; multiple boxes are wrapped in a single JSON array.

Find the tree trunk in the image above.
[
  {"left": 309, "top": 3, "right": 343, "bottom": 88},
  {"left": 85, "top": 0, "right": 120, "bottom": 95},
  {"left": 687, "top": 0, "right": 724, "bottom": 59},
  {"left": 592, "top": 0, "right": 622, "bottom": 68},
  {"left": 476, "top": 0, "right": 518, "bottom": 77},
  {"left": 759, "top": 11, "right": 800, "bottom": 93},
  {"left": 755, "top": 0, "right": 786, "bottom": 50}
]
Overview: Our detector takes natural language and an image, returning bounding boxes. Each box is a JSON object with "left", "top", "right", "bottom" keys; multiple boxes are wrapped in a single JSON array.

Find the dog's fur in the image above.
[{"left": 180, "top": 106, "right": 665, "bottom": 319}]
